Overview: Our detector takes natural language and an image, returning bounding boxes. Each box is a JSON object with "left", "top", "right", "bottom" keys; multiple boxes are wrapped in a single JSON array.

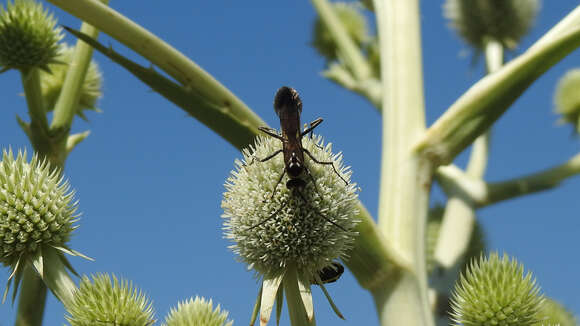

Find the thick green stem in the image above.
[
  {"left": 15, "top": 265, "right": 47, "bottom": 326},
  {"left": 284, "top": 266, "right": 315, "bottom": 326},
  {"left": 373, "top": 0, "right": 431, "bottom": 324}
]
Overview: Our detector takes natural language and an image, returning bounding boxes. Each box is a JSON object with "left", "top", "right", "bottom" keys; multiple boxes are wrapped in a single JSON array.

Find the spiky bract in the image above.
[
  {"left": 554, "top": 69, "right": 580, "bottom": 134},
  {"left": 444, "top": 0, "right": 540, "bottom": 50},
  {"left": 65, "top": 274, "right": 155, "bottom": 326},
  {"left": 163, "top": 296, "right": 233, "bottom": 326},
  {"left": 312, "top": 2, "right": 368, "bottom": 61},
  {"left": 40, "top": 43, "right": 103, "bottom": 119},
  {"left": 0, "top": 149, "right": 77, "bottom": 267},
  {"left": 450, "top": 252, "right": 543, "bottom": 326},
  {"left": 222, "top": 134, "right": 358, "bottom": 279},
  {"left": 0, "top": 0, "right": 62, "bottom": 71}
]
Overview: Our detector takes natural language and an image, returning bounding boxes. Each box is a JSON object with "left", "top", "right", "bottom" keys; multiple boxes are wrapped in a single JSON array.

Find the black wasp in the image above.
[{"left": 247, "top": 86, "right": 349, "bottom": 284}]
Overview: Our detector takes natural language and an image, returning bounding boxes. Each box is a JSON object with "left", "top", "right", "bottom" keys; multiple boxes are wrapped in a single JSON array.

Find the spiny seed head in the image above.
[
  {"left": 534, "top": 298, "right": 577, "bottom": 326},
  {"left": 0, "top": 149, "right": 77, "bottom": 267},
  {"left": 312, "top": 2, "right": 369, "bottom": 61},
  {"left": 40, "top": 43, "right": 103, "bottom": 120},
  {"left": 162, "top": 296, "right": 233, "bottom": 326},
  {"left": 0, "top": 0, "right": 62, "bottom": 71},
  {"left": 65, "top": 273, "right": 155, "bottom": 326},
  {"left": 222, "top": 134, "right": 359, "bottom": 279},
  {"left": 444, "top": 0, "right": 540, "bottom": 50},
  {"left": 554, "top": 68, "right": 580, "bottom": 134},
  {"left": 450, "top": 252, "right": 543, "bottom": 326}
]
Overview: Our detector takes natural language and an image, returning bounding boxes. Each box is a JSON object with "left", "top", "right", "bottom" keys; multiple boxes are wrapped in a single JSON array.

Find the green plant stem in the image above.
[
  {"left": 310, "top": 0, "right": 372, "bottom": 81},
  {"left": 15, "top": 265, "right": 47, "bottom": 326},
  {"left": 373, "top": 0, "right": 432, "bottom": 325},
  {"left": 46, "top": 0, "right": 264, "bottom": 130},
  {"left": 434, "top": 40, "right": 502, "bottom": 269},
  {"left": 51, "top": 6, "right": 107, "bottom": 133},
  {"left": 322, "top": 64, "right": 382, "bottom": 109},
  {"left": 20, "top": 68, "right": 51, "bottom": 153},
  {"left": 436, "top": 152, "right": 580, "bottom": 208},
  {"left": 284, "top": 266, "right": 315, "bottom": 326},
  {"left": 415, "top": 20, "right": 580, "bottom": 166}
]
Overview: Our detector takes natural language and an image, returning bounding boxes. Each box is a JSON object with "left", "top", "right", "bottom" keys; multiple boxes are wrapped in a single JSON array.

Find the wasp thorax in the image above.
[{"left": 222, "top": 135, "right": 358, "bottom": 277}]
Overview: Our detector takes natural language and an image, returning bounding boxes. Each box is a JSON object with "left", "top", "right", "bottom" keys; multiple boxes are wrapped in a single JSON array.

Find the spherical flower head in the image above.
[
  {"left": 0, "top": 149, "right": 77, "bottom": 268},
  {"left": 450, "top": 252, "right": 543, "bottom": 326},
  {"left": 444, "top": 0, "right": 540, "bottom": 50},
  {"left": 534, "top": 298, "right": 577, "bottom": 326},
  {"left": 0, "top": 0, "right": 62, "bottom": 71},
  {"left": 222, "top": 134, "right": 358, "bottom": 279},
  {"left": 312, "top": 2, "right": 368, "bottom": 61},
  {"left": 554, "top": 68, "right": 580, "bottom": 134},
  {"left": 40, "top": 43, "right": 103, "bottom": 119},
  {"left": 162, "top": 296, "right": 233, "bottom": 326},
  {"left": 65, "top": 273, "right": 155, "bottom": 326}
]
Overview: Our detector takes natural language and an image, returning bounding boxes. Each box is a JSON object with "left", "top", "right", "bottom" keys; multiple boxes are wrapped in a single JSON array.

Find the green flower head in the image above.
[
  {"left": 554, "top": 68, "right": 580, "bottom": 134},
  {"left": 0, "top": 149, "right": 77, "bottom": 267},
  {"left": 534, "top": 298, "right": 577, "bottom": 326},
  {"left": 312, "top": 2, "right": 369, "bottom": 61},
  {"left": 451, "top": 252, "right": 543, "bottom": 326},
  {"left": 0, "top": 0, "right": 62, "bottom": 71},
  {"left": 66, "top": 274, "right": 155, "bottom": 326},
  {"left": 40, "top": 43, "right": 103, "bottom": 120},
  {"left": 162, "top": 296, "right": 233, "bottom": 326},
  {"left": 444, "top": 0, "right": 540, "bottom": 50}
]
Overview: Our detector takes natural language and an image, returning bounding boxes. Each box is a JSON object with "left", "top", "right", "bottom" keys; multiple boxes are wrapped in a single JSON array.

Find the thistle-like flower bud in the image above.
[
  {"left": 534, "top": 298, "right": 577, "bottom": 326},
  {"left": 162, "top": 296, "right": 233, "bottom": 326},
  {"left": 40, "top": 43, "right": 103, "bottom": 119},
  {"left": 312, "top": 2, "right": 368, "bottom": 61},
  {"left": 0, "top": 149, "right": 77, "bottom": 268},
  {"left": 222, "top": 134, "right": 358, "bottom": 279},
  {"left": 443, "top": 0, "right": 540, "bottom": 50},
  {"left": 0, "top": 0, "right": 62, "bottom": 71},
  {"left": 450, "top": 252, "right": 543, "bottom": 326},
  {"left": 65, "top": 274, "right": 155, "bottom": 326},
  {"left": 554, "top": 68, "right": 580, "bottom": 134}
]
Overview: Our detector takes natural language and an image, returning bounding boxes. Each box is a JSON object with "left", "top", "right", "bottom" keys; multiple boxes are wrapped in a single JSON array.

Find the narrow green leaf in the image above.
[
  {"left": 316, "top": 278, "right": 345, "bottom": 320},
  {"left": 297, "top": 276, "right": 314, "bottom": 322},
  {"left": 275, "top": 283, "right": 284, "bottom": 326},
  {"left": 250, "top": 284, "right": 263, "bottom": 326},
  {"left": 64, "top": 26, "right": 259, "bottom": 150}
]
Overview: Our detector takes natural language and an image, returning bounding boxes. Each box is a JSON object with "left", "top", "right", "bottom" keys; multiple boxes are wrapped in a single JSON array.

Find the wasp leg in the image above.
[
  {"left": 303, "top": 148, "right": 348, "bottom": 185},
  {"left": 300, "top": 118, "right": 323, "bottom": 138},
  {"left": 303, "top": 165, "right": 325, "bottom": 200},
  {"left": 264, "top": 169, "right": 286, "bottom": 203},
  {"left": 244, "top": 149, "right": 283, "bottom": 169},
  {"left": 295, "top": 189, "right": 347, "bottom": 232},
  {"left": 246, "top": 200, "right": 288, "bottom": 231},
  {"left": 259, "top": 126, "right": 284, "bottom": 140}
]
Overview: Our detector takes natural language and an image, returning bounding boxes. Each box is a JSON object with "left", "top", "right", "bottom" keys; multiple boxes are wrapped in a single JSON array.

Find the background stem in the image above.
[
  {"left": 373, "top": 0, "right": 432, "bottom": 324},
  {"left": 15, "top": 265, "right": 47, "bottom": 326}
]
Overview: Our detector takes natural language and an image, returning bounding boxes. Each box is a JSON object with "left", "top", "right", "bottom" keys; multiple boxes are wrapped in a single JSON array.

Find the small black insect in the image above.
[
  {"left": 314, "top": 261, "right": 345, "bottom": 284},
  {"left": 246, "top": 86, "right": 348, "bottom": 231}
]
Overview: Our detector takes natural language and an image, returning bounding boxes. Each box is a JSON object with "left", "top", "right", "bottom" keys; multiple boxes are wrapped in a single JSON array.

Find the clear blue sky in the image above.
[{"left": 1, "top": 1, "right": 579, "bottom": 325}]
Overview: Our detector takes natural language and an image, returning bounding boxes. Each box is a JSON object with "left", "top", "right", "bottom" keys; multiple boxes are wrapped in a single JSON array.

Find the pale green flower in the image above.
[
  {"left": 65, "top": 274, "right": 155, "bottom": 326},
  {"left": 0, "top": 0, "right": 62, "bottom": 71}
]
